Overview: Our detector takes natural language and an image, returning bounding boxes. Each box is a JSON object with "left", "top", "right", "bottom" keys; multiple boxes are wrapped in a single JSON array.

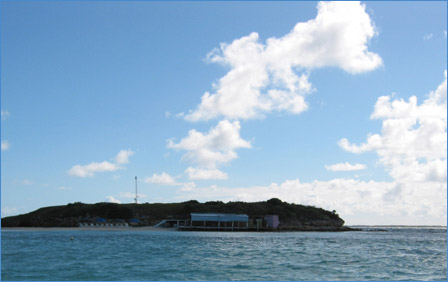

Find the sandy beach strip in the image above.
[{"left": 1, "top": 226, "right": 177, "bottom": 232}]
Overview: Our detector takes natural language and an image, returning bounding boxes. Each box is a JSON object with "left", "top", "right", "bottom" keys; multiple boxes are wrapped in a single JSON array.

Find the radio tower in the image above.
[{"left": 134, "top": 176, "right": 138, "bottom": 204}]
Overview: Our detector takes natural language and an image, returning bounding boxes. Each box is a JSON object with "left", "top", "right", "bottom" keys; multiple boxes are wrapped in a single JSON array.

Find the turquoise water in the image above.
[{"left": 1, "top": 227, "right": 446, "bottom": 281}]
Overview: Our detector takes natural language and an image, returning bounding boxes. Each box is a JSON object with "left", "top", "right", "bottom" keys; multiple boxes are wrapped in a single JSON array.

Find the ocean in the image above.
[{"left": 1, "top": 227, "right": 446, "bottom": 281}]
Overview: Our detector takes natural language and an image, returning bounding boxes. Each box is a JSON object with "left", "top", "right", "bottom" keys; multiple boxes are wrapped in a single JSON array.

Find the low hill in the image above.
[{"left": 1, "top": 198, "right": 351, "bottom": 231}]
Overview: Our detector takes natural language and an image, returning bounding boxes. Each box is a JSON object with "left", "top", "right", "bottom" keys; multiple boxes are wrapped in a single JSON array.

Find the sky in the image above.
[{"left": 1, "top": 1, "right": 446, "bottom": 226}]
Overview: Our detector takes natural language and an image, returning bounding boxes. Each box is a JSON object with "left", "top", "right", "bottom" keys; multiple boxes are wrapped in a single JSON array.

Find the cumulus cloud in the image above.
[
  {"left": 105, "top": 192, "right": 148, "bottom": 204},
  {"left": 69, "top": 161, "right": 121, "bottom": 178},
  {"left": 1, "top": 140, "right": 10, "bottom": 151},
  {"left": 325, "top": 162, "right": 367, "bottom": 171},
  {"left": 68, "top": 149, "right": 134, "bottom": 178},
  {"left": 145, "top": 172, "right": 180, "bottom": 185},
  {"left": 179, "top": 181, "right": 196, "bottom": 192},
  {"left": 339, "top": 71, "right": 447, "bottom": 183},
  {"left": 174, "top": 178, "right": 446, "bottom": 225},
  {"left": 115, "top": 149, "right": 134, "bottom": 164},
  {"left": 185, "top": 167, "right": 228, "bottom": 180},
  {"left": 168, "top": 120, "right": 251, "bottom": 179},
  {"left": 119, "top": 192, "right": 147, "bottom": 199},
  {"left": 106, "top": 196, "right": 121, "bottom": 204},
  {"left": 185, "top": 1, "right": 381, "bottom": 122}
]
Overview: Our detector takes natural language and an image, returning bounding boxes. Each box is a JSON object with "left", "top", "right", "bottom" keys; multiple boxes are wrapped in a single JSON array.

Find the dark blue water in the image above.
[{"left": 1, "top": 227, "right": 446, "bottom": 281}]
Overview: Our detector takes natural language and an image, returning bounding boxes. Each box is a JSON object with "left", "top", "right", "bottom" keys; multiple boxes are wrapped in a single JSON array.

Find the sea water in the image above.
[{"left": 1, "top": 227, "right": 446, "bottom": 281}]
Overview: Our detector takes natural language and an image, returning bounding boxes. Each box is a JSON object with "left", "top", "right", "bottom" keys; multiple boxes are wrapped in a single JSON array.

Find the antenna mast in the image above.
[{"left": 134, "top": 176, "right": 138, "bottom": 204}]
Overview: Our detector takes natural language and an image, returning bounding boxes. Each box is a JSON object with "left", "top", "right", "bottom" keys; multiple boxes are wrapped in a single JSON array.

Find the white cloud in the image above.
[
  {"left": 179, "top": 182, "right": 196, "bottom": 192},
  {"left": 1, "top": 110, "right": 9, "bottom": 120},
  {"left": 338, "top": 137, "right": 377, "bottom": 154},
  {"left": 168, "top": 120, "right": 251, "bottom": 170},
  {"left": 115, "top": 149, "right": 134, "bottom": 164},
  {"left": 174, "top": 178, "right": 446, "bottom": 225},
  {"left": 1, "top": 140, "right": 10, "bottom": 151},
  {"left": 423, "top": 33, "right": 433, "bottom": 40},
  {"left": 339, "top": 71, "right": 447, "bottom": 184},
  {"left": 185, "top": 1, "right": 381, "bottom": 122},
  {"left": 68, "top": 161, "right": 121, "bottom": 178},
  {"left": 145, "top": 172, "right": 180, "bottom": 185},
  {"left": 106, "top": 196, "right": 121, "bottom": 204},
  {"left": 325, "top": 162, "right": 367, "bottom": 171},
  {"left": 119, "top": 192, "right": 147, "bottom": 199},
  {"left": 185, "top": 167, "right": 228, "bottom": 180},
  {"left": 68, "top": 149, "right": 134, "bottom": 178}
]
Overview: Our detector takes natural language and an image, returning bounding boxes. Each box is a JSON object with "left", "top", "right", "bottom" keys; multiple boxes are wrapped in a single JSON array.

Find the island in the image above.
[{"left": 1, "top": 198, "right": 357, "bottom": 231}]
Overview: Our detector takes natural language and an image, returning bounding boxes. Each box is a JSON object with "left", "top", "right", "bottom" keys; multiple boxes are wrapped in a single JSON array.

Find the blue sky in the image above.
[{"left": 1, "top": 1, "right": 446, "bottom": 225}]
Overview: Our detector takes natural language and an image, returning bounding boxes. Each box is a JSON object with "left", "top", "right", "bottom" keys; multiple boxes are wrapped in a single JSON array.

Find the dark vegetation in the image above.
[{"left": 1, "top": 198, "right": 347, "bottom": 230}]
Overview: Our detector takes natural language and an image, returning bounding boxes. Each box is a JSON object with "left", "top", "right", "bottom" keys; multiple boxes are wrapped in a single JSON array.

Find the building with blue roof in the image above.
[{"left": 186, "top": 213, "right": 249, "bottom": 231}]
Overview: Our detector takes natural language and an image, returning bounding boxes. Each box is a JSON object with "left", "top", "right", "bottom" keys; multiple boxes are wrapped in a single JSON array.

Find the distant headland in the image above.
[{"left": 1, "top": 198, "right": 357, "bottom": 231}]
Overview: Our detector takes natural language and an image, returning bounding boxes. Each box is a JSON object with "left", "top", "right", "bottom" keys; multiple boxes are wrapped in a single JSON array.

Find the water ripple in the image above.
[{"left": 2, "top": 228, "right": 446, "bottom": 280}]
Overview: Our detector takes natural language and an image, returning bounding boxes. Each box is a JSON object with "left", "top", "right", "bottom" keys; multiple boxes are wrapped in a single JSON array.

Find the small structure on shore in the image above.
[
  {"left": 250, "top": 215, "right": 279, "bottom": 230},
  {"left": 178, "top": 213, "right": 249, "bottom": 231},
  {"left": 78, "top": 218, "right": 129, "bottom": 228},
  {"left": 265, "top": 215, "right": 279, "bottom": 229}
]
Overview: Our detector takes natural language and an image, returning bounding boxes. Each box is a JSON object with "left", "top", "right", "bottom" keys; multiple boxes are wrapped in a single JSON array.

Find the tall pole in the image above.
[{"left": 135, "top": 176, "right": 138, "bottom": 204}]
